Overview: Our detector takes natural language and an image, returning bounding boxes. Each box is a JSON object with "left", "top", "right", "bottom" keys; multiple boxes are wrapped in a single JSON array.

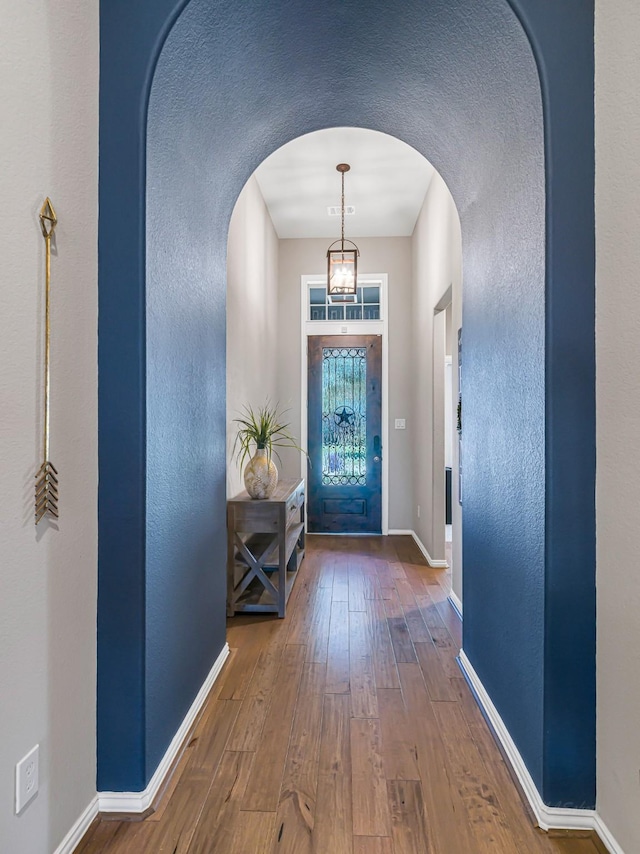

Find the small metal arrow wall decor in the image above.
[{"left": 35, "top": 198, "right": 59, "bottom": 524}]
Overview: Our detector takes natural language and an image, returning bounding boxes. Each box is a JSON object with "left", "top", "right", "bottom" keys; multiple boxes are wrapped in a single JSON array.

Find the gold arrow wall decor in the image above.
[{"left": 35, "top": 198, "right": 59, "bottom": 524}]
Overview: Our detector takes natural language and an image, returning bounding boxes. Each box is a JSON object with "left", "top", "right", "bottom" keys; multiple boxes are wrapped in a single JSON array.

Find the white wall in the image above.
[
  {"left": 410, "top": 173, "right": 462, "bottom": 591},
  {"left": 444, "top": 307, "right": 453, "bottom": 470},
  {"left": 451, "top": 254, "right": 463, "bottom": 601},
  {"left": 226, "top": 176, "right": 280, "bottom": 497},
  {"left": 595, "top": 2, "right": 640, "bottom": 850},
  {"left": 277, "top": 237, "right": 414, "bottom": 529},
  {"left": 0, "top": 2, "right": 99, "bottom": 851}
]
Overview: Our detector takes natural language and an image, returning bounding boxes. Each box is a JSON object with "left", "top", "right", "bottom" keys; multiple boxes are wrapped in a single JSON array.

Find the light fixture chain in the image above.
[{"left": 341, "top": 169, "right": 345, "bottom": 249}]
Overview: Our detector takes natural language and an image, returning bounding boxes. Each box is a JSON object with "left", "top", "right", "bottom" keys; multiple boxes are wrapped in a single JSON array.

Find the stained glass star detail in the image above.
[{"left": 335, "top": 407, "right": 353, "bottom": 426}]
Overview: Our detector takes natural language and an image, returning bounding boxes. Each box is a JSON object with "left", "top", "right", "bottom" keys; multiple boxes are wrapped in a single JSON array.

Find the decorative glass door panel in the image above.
[
  {"left": 322, "top": 347, "right": 367, "bottom": 486},
  {"left": 308, "top": 335, "right": 382, "bottom": 533}
]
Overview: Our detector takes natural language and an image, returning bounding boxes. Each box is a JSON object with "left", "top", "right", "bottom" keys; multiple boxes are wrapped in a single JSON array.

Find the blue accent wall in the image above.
[{"left": 99, "top": 0, "right": 594, "bottom": 806}]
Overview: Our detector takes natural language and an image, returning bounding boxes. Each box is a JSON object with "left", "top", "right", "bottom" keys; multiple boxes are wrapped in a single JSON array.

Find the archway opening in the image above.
[
  {"left": 225, "top": 126, "right": 462, "bottom": 609},
  {"left": 98, "top": 0, "right": 595, "bottom": 813}
]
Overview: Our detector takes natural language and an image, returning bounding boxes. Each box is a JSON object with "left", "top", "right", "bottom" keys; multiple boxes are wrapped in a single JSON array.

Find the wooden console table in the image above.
[{"left": 226, "top": 478, "right": 305, "bottom": 618}]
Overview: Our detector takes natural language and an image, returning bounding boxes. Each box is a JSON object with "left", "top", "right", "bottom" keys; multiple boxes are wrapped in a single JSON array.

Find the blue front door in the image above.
[{"left": 307, "top": 335, "right": 382, "bottom": 533}]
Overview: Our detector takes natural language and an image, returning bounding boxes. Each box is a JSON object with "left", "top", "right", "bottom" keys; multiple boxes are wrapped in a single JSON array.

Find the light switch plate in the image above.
[{"left": 395, "top": 418, "right": 406, "bottom": 429}]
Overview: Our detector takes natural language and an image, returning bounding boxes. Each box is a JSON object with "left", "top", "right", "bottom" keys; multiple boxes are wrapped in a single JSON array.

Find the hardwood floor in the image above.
[{"left": 78, "top": 535, "right": 602, "bottom": 854}]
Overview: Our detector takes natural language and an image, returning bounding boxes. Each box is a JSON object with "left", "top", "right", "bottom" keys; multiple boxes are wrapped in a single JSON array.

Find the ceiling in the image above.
[{"left": 254, "top": 127, "right": 435, "bottom": 239}]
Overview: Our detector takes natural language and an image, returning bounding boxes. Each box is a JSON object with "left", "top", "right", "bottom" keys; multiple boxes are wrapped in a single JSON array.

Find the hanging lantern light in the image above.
[{"left": 327, "top": 163, "right": 359, "bottom": 301}]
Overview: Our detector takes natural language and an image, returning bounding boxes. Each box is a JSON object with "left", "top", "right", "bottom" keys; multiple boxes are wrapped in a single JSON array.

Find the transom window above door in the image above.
[{"left": 308, "top": 285, "right": 381, "bottom": 322}]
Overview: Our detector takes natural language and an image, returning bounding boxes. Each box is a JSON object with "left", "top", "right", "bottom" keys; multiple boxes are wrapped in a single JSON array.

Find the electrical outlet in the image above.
[
  {"left": 16, "top": 745, "right": 39, "bottom": 814},
  {"left": 395, "top": 418, "right": 406, "bottom": 430},
  {"left": 417, "top": 504, "right": 421, "bottom": 519}
]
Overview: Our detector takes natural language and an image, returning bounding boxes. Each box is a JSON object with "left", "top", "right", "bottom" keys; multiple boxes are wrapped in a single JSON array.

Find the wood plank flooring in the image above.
[{"left": 78, "top": 535, "right": 601, "bottom": 854}]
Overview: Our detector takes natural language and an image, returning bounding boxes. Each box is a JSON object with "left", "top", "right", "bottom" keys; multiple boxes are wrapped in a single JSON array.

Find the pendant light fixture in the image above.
[{"left": 327, "top": 163, "right": 359, "bottom": 301}]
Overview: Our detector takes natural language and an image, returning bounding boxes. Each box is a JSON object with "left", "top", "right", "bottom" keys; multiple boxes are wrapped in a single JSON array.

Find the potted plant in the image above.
[{"left": 233, "top": 401, "right": 307, "bottom": 499}]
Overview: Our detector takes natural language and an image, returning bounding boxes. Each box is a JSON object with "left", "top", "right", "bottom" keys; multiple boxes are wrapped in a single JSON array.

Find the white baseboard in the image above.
[
  {"left": 53, "top": 796, "right": 99, "bottom": 854},
  {"left": 410, "top": 530, "right": 449, "bottom": 568},
  {"left": 98, "top": 642, "right": 230, "bottom": 814},
  {"left": 458, "top": 650, "right": 624, "bottom": 854},
  {"left": 387, "top": 529, "right": 449, "bottom": 568},
  {"left": 448, "top": 590, "right": 463, "bottom": 618},
  {"left": 593, "top": 815, "right": 626, "bottom": 854}
]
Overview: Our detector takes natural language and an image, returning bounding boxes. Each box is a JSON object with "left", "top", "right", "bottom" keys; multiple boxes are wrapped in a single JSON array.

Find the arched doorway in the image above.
[{"left": 98, "top": 0, "right": 595, "bottom": 814}]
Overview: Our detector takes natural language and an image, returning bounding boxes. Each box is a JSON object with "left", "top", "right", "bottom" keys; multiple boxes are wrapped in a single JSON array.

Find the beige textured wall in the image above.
[
  {"left": 410, "top": 173, "right": 462, "bottom": 591},
  {"left": 0, "top": 1, "right": 99, "bottom": 850},
  {"left": 226, "top": 176, "right": 280, "bottom": 497},
  {"left": 277, "top": 237, "right": 414, "bottom": 530},
  {"left": 595, "top": 1, "right": 640, "bottom": 850}
]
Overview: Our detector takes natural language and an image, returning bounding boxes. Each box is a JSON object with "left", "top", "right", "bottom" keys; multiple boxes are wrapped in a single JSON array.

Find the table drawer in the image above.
[{"left": 286, "top": 484, "right": 305, "bottom": 526}]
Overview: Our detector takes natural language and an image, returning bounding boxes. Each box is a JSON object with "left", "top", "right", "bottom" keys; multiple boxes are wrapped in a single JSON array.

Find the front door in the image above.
[{"left": 307, "top": 335, "right": 382, "bottom": 533}]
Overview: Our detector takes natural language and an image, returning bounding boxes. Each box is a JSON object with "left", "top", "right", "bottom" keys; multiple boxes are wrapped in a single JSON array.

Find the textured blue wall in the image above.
[
  {"left": 98, "top": 0, "right": 180, "bottom": 792},
  {"left": 99, "top": 0, "right": 595, "bottom": 806},
  {"left": 145, "top": 42, "right": 231, "bottom": 773}
]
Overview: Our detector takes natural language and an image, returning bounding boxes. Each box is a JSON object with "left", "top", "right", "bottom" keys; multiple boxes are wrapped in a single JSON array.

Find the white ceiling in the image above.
[{"left": 254, "top": 127, "right": 435, "bottom": 239}]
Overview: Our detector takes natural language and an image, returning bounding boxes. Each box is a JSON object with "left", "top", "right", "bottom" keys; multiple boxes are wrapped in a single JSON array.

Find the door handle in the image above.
[{"left": 373, "top": 435, "right": 381, "bottom": 462}]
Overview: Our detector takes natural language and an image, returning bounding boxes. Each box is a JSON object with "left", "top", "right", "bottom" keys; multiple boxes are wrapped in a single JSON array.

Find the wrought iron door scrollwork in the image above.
[{"left": 321, "top": 347, "right": 367, "bottom": 486}]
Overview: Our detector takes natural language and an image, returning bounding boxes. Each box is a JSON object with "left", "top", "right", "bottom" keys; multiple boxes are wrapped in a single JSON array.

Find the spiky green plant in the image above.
[{"left": 232, "top": 401, "right": 307, "bottom": 471}]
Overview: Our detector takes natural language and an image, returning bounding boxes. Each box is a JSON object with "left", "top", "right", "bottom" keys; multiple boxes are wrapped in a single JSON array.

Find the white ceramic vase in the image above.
[{"left": 244, "top": 448, "right": 278, "bottom": 499}]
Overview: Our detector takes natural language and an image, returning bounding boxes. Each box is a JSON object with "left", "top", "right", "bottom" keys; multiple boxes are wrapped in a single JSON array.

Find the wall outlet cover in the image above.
[
  {"left": 16, "top": 744, "right": 39, "bottom": 814},
  {"left": 395, "top": 418, "right": 406, "bottom": 429}
]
